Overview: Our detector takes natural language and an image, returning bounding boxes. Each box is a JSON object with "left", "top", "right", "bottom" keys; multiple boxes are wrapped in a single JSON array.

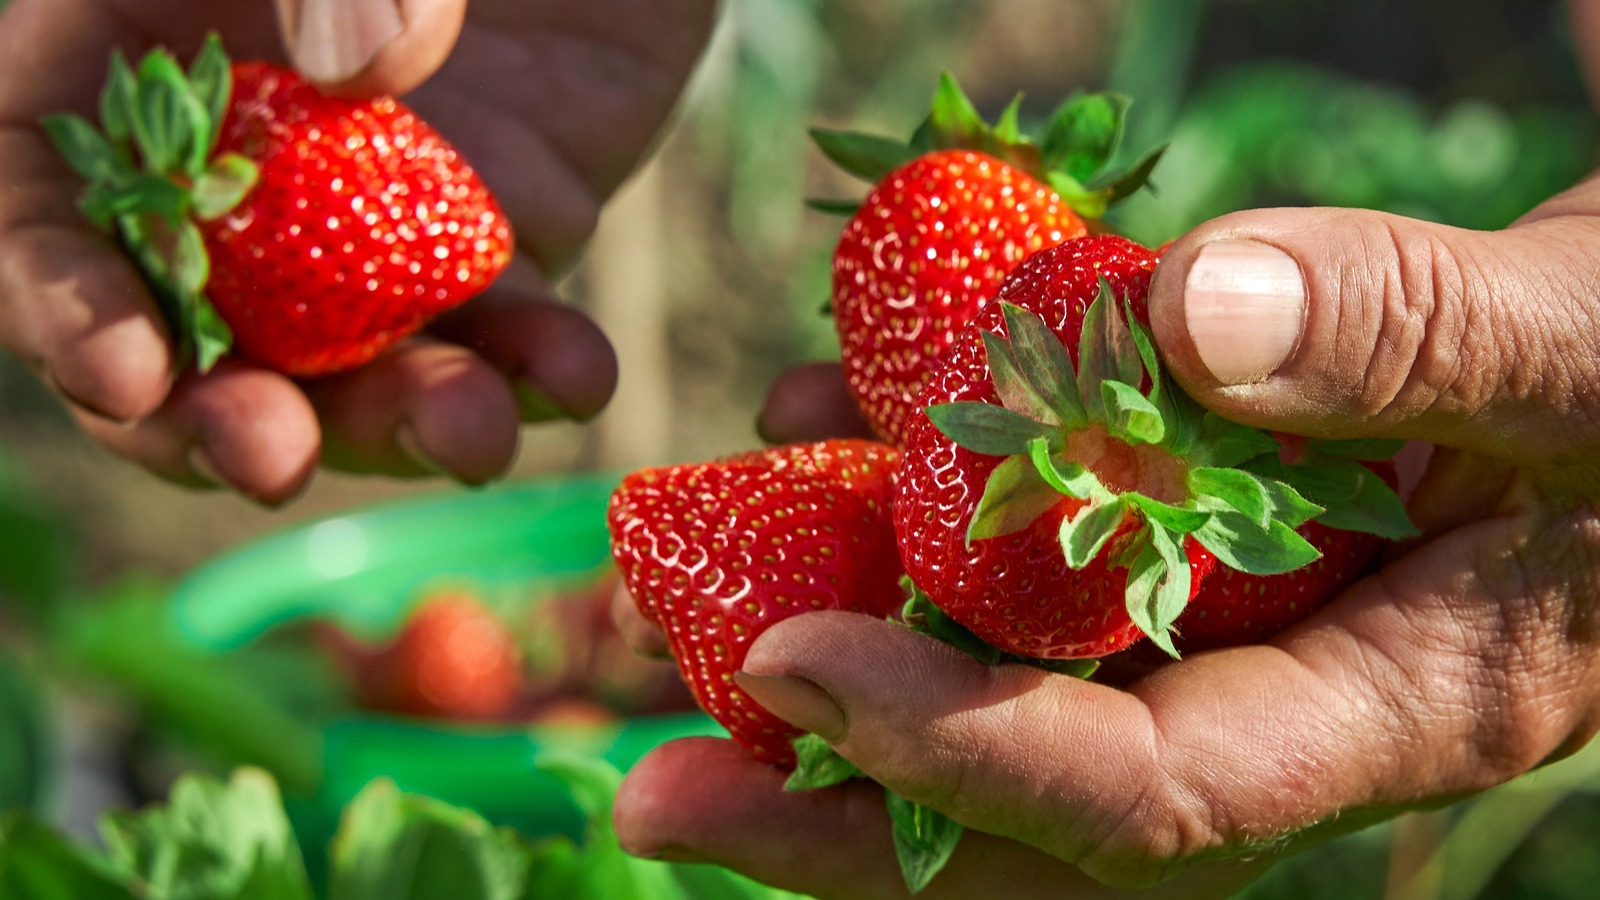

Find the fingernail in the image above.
[
  {"left": 734, "top": 672, "right": 846, "bottom": 742},
  {"left": 186, "top": 445, "right": 226, "bottom": 489},
  {"left": 1183, "top": 240, "right": 1307, "bottom": 385},
  {"left": 287, "top": 0, "right": 405, "bottom": 84}
]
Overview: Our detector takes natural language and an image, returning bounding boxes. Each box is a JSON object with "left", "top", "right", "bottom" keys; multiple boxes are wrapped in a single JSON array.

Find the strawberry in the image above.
[
  {"left": 607, "top": 439, "right": 904, "bottom": 767},
  {"left": 895, "top": 236, "right": 1416, "bottom": 660},
  {"left": 814, "top": 75, "right": 1164, "bottom": 445},
  {"left": 355, "top": 590, "right": 524, "bottom": 722},
  {"left": 43, "top": 35, "right": 511, "bottom": 376}
]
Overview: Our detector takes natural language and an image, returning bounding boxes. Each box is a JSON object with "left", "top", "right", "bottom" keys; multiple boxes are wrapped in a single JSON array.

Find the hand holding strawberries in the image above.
[
  {"left": 0, "top": 0, "right": 716, "bottom": 502},
  {"left": 613, "top": 85, "right": 1600, "bottom": 900}
]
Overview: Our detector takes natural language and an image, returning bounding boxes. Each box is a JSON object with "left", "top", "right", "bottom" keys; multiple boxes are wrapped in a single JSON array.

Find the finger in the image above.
[
  {"left": 735, "top": 522, "right": 1600, "bottom": 892},
  {"left": 73, "top": 360, "right": 319, "bottom": 506},
  {"left": 273, "top": 0, "right": 468, "bottom": 96},
  {"left": 757, "top": 362, "right": 876, "bottom": 444},
  {"left": 302, "top": 337, "right": 521, "bottom": 485},
  {"left": 428, "top": 278, "right": 618, "bottom": 422},
  {"left": 610, "top": 580, "right": 670, "bottom": 659},
  {"left": 614, "top": 737, "right": 1264, "bottom": 900},
  {"left": 1145, "top": 195, "right": 1600, "bottom": 464}
]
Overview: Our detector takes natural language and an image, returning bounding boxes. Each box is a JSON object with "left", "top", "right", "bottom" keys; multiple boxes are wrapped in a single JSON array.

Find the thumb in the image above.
[
  {"left": 1147, "top": 192, "right": 1600, "bottom": 463},
  {"left": 272, "top": 0, "right": 468, "bottom": 97}
]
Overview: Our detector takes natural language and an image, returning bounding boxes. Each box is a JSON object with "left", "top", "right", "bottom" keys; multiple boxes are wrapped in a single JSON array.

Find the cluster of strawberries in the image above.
[{"left": 607, "top": 77, "right": 1415, "bottom": 768}]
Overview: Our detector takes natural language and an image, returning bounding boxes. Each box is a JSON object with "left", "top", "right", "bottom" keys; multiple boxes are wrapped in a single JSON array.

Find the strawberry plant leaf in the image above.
[
  {"left": 901, "top": 584, "right": 1005, "bottom": 666},
  {"left": 1086, "top": 144, "right": 1168, "bottom": 204},
  {"left": 1193, "top": 414, "right": 1280, "bottom": 468},
  {"left": 785, "top": 735, "right": 862, "bottom": 791},
  {"left": 100, "top": 51, "right": 139, "bottom": 148},
  {"left": 885, "top": 793, "right": 963, "bottom": 895},
  {"left": 925, "top": 401, "right": 1057, "bottom": 456},
  {"left": 1124, "top": 521, "right": 1188, "bottom": 657},
  {"left": 1189, "top": 467, "right": 1275, "bottom": 527},
  {"left": 809, "top": 128, "right": 918, "bottom": 183},
  {"left": 1002, "top": 302, "right": 1087, "bottom": 430},
  {"left": 1102, "top": 380, "right": 1165, "bottom": 446},
  {"left": 1129, "top": 494, "right": 1210, "bottom": 535},
  {"left": 983, "top": 331, "right": 1060, "bottom": 425},
  {"left": 1040, "top": 92, "right": 1128, "bottom": 183},
  {"left": 188, "top": 32, "right": 231, "bottom": 155},
  {"left": 133, "top": 50, "right": 194, "bottom": 174},
  {"left": 804, "top": 198, "right": 861, "bottom": 216},
  {"left": 1027, "top": 437, "right": 1105, "bottom": 500},
  {"left": 0, "top": 813, "right": 140, "bottom": 899},
  {"left": 1060, "top": 498, "right": 1127, "bottom": 568},
  {"left": 1194, "top": 512, "right": 1321, "bottom": 575},
  {"left": 1279, "top": 456, "right": 1418, "bottom": 539},
  {"left": 100, "top": 768, "right": 314, "bottom": 900},
  {"left": 1075, "top": 284, "right": 1113, "bottom": 420},
  {"left": 967, "top": 454, "right": 1064, "bottom": 543},
  {"left": 1100, "top": 280, "right": 1144, "bottom": 387},
  {"left": 41, "top": 114, "right": 129, "bottom": 186},
  {"left": 927, "top": 72, "right": 989, "bottom": 148},
  {"left": 172, "top": 221, "right": 211, "bottom": 296},
  {"left": 192, "top": 153, "right": 260, "bottom": 220},
  {"left": 994, "top": 93, "right": 1025, "bottom": 145}
]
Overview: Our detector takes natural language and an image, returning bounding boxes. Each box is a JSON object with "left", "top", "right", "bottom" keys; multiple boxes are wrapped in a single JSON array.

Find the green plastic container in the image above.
[{"left": 168, "top": 472, "right": 722, "bottom": 846}]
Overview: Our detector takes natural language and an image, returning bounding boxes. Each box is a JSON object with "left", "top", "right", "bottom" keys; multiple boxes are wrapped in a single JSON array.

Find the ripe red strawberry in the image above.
[
  {"left": 814, "top": 76, "right": 1164, "bottom": 446},
  {"left": 44, "top": 35, "right": 511, "bottom": 376},
  {"left": 354, "top": 590, "right": 525, "bottom": 722},
  {"left": 608, "top": 440, "right": 904, "bottom": 767},
  {"left": 895, "top": 236, "right": 1416, "bottom": 660}
]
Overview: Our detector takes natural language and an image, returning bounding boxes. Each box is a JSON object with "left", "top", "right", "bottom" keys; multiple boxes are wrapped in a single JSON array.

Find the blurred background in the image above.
[{"left": 2, "top": 0, "right": 1598, "bottom": 898}]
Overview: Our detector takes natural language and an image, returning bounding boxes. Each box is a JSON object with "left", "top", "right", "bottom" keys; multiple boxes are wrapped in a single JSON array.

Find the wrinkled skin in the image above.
[
  {"left": 0, "top": 0, "right": 716, "bottom": 502},
  {"left": 608, "top": 4, "right": 1600, "bottom": 899}
]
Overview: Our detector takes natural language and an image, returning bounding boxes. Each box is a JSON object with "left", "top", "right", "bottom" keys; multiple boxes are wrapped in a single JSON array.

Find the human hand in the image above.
[
  {"left": 0, "top": 0, "right": 715, "bottom": 503},
  {"left": 607, "top": 160, "right": 1600, "bottom": 899}
]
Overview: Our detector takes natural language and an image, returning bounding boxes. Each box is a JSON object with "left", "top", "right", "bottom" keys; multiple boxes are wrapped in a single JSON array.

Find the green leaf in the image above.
[
  {"left": 1086, "top": 144, "right": 1168, "bottom": 204},
  {"left": 886, "top": 793, "right": 963, "bottom": 895},
  {"left": 1060, "top": 498, "right": 1128, "bottom": 569},
  {"left": 901, "top": 584, "right": 1005, "bottom": 666},
  {"left": 925, "top": 402, "right": 1057, "bottom": 456},
  {"left": 1102, "top": 380, "right": 1165, "bottom": 446},
  {"left": 993, "top": 93, "right": 1024, "bottom": 145},
  {"left": 0, "top": 659, "right": 48, "bottom": 813},
  {"left": 809, "top": 127, "right": 918, "bottom": 182},
  {"left": 1123, "top": 522, "right": 1188, "bottom": 658},
  {"left": 1193, "top": 512, "right": 1321, "bottom": 575},
  {"left": 1102, "top": 283, "right": 1145, "bottom": 388},
  {"left": 189, "top": 296, "right": 233, "bottom": 372},
  {"left": 1126, "top": 307, "right": 1165, "bottom": 405},
  {"left": 1194, "top": 414, "right": 1280, "bottom": 468},
  {"left": 1275, "top": 457, "right": 1417, "bottom": 539},
  {"left": 100, "top": 52, "right": 139, "bottom": 147},
  {"left": 330, "top": 778, "right": 533, "bottom": 900},
  {"left": 1076, "top": 280, "right": 1142, "bottom": 420},
  {"left": 1306, "top": 437, "right": 1408, "bottom": 460},
  {"left": 131, "top": 50, "right": 186, "bottom": 172},
  {"left": 785, "top": 735, "right": 862, "bottom": 791},
  {"left": 1189, "top": 467, "right": 1274, "bottom": 527},
  {"left": 188, "top": 32, "right": 231, "bottom": 155},
  {"left": 804, "top": 198, "right": 861, "bottom": 216},
  {"left": 100, "top": 768, "right": 314, "bottom": 900},
  {"left": 1027, "top": 437, "right": 1106, "bottom": 500},
  {"left": 1040, "top": 92, "right": 1128, "bottom": 182},
  {"left": 927, "top": 72, "right": 989, "bottom": 148},
  {"left": 0, "top": 814, "right": 138, "bottom": 900},
  {"left": 191, "top": 153, "right": 259, "bottom": 220},
  {"left": 1129, "top": 495, "right": 1210, "bottom": 535},
  {"left": 41, "top": 114, "right": 128, "bottom": 185},
  {"left": 984, "top": 331, "right": 1060, "bottom": 425},
  {"left": 967, "top": 454, "right": 1065, "bottom": 542},
  {"left": 529, "top": 755, "right": 690, "bottom": 900},
  {"left": 1002, "top": 302, "right": 1087, "bottom": 429},
  {"left": 172, "top": 220, "right": 210, "bottom": 295}
]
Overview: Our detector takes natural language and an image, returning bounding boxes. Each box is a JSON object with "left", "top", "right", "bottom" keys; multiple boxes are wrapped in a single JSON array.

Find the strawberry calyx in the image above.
[
  {"left": 809, "top": 72, "right": 1165, "bottom": 221},
  {"left": 923, "top": 284, "right": 1417, "bottom": 657},
  {"left": 42, "top": 33, "right": 249, "bottom": 371}
]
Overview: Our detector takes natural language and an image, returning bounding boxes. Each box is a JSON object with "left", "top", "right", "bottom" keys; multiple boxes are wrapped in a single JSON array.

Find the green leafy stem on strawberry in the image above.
[
  {"left": 43, "top": 34, "right": 248, "bottom": 370},
  {"left": 809, "top": 72, "right": 1164, "bottom": 221},
  {"left": 922, "top": 281, "right": 1417, "bottom": 657}
]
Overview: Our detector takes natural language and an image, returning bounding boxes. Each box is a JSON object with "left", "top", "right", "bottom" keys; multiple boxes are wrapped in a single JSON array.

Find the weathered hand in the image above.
[
  {"left": 0, "top": 0, "right": 716, "bottom": 501},
  {"left": 609, "top": 139, "right": 1600, "bottom": 900}
]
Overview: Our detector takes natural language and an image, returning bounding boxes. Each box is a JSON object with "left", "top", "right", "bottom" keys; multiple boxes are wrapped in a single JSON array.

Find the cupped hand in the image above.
[
  {"left": 0, "top": 0, "right": 716, "bottom": 502},
  {"left": 609, "top": 162, "right": 1600, "bottom": 899}
]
